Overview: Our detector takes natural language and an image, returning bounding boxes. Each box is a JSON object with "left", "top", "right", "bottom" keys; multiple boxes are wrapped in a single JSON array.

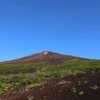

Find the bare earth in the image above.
[{"left": 0, "top": 73, "right": 100, "bottom": 100}]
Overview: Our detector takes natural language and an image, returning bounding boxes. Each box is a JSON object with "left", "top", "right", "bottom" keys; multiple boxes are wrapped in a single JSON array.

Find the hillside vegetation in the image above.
[{"left": 0, "top": 59, "right": 100, "bottom": 94}]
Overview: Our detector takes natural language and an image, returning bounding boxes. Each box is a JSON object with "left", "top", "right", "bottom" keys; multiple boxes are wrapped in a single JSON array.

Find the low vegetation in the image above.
[{"left": 0, "top": 59, "right": 100, "bottom": 94}]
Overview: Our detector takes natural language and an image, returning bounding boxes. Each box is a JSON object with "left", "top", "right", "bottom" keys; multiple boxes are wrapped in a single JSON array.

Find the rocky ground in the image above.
[{"left": 0, "top": 73, "right": 100, "bottom": 100}]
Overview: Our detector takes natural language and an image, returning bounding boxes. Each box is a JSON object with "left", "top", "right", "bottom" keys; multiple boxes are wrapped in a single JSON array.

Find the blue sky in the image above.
[{"left": 0, "top": 0, "right": 100, "bottom": 61}]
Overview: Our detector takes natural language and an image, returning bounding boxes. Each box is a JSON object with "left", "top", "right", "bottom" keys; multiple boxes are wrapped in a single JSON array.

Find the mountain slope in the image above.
[
  {"left": 0, "top": 52, "right": 99, "bottom": 100},
  {"left": 1, "top": 51, "right": 81, "bottom": 64}
]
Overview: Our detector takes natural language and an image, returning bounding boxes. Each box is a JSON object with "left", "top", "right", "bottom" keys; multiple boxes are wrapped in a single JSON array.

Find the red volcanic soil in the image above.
[
  {"left": 0, "top": 73, "right": 100, "bottom": 100},
  {"left": 1, "top": 51, "right": 80, "bottom": 64}
]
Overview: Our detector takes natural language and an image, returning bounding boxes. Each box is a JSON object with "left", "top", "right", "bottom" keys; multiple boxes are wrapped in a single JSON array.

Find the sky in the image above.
[{"left": 0, "top": 0, "right": 100, "bottom": 61}]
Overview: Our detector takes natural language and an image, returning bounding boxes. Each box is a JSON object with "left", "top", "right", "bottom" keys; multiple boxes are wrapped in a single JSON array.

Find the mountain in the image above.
[
  {"left": 0, "top": 51, "right": 100, "bottom": 100},
  {"left": 1, "top": 51, "right": 82, "bottom": 64}
]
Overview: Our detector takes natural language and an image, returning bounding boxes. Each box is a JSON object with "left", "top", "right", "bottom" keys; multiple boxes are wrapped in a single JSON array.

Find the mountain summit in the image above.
[{"left": 1, "top": 51, "right": 80, "bottom": 64}]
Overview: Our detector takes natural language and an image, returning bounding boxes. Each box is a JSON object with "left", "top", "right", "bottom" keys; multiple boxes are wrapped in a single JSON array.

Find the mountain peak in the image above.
[
  {"left": 39, "top": 51, "right": 50, "bottom": 54},
  {"left": 1, "top": 51, "right": 81, "bottom": 64},
  {"left": 42, "top": 51, "right": 49, "bottom": 55}
]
